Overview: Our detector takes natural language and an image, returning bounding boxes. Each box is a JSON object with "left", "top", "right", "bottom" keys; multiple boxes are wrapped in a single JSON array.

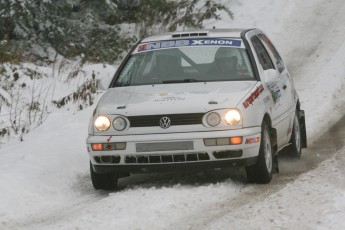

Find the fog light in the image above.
[
  {"left": 91, "top": 142, "right": 127, "bottom": 151},
  {"left": 204, "top": 136, "right": 243, "bottom": 146},
  {"left": 230, "top": 136, "right": 243, "bottom": 145},
  {"left": 91, "top": 143, "right": 103, "bottom": 151}
]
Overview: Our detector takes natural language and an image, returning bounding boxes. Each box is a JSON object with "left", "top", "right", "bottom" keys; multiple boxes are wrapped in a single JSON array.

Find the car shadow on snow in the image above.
[
  {"left": 74, "top": 167, "right": 248, "bottom": 195},
  {"left": 115, "top": 167, "right": 248, "bottom": 191}
]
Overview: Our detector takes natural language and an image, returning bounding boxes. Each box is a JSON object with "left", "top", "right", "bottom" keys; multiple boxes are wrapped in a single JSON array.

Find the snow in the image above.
[
  {"left": 1, "top": 0, "right": 345, "bottom": 229},
  {"left": 206, "top": 147, "right": 345, "bottom": 230}
]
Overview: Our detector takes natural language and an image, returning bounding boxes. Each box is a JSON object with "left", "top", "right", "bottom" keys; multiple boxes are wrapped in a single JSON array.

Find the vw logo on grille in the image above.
[{"left": 159, "top": 116, "right": 171, "bottom": 129}]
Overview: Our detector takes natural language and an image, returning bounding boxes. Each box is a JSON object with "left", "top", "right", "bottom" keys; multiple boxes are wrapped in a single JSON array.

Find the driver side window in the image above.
[
  {"left": 251, "top": 36, "right": 275, "bottom": 71},
  {"left": 258, "top": 33, "right": 285, "bottom": 73}
]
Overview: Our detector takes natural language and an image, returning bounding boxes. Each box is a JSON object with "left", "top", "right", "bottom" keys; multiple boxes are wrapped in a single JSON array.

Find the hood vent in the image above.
[{"left": 172, "top": 32, "right": 207, "bottom": 38}]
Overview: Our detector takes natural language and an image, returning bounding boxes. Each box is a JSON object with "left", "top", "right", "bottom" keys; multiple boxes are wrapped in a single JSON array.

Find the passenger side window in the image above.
[
  {"left": 251, "top": 36, "right": 275, "bottom": 71},
  {"left": 258, "top": 34, "right": 285, "bottom": 73}
]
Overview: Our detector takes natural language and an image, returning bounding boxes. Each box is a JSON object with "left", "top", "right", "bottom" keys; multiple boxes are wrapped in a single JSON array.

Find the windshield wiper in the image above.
[{"left": 162, "top": 79, "right": 200, "bottom": 84}]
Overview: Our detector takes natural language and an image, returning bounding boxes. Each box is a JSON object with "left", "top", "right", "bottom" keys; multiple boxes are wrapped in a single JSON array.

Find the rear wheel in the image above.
[
  {"left": 90, "top": 162, "right": 118, "bottom": 190},
  {"left": 246, "top": 122, "right": 273, "bottom": 184}
]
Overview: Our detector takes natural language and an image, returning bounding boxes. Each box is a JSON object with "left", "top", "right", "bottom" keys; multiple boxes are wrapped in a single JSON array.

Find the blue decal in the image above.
[
  {"left": 190, "top": 38, "right": 242, "bottom": 47},
  {"left": 137, "top": 38, "right": 242, "bottom": 52}
]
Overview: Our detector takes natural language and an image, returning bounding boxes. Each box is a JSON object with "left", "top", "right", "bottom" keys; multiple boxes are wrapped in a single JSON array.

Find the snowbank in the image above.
[{"left": 1, "top": 0, "right": 345, "bottom": 229}]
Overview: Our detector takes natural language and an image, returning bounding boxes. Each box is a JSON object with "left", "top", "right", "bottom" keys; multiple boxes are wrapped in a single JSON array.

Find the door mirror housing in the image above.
[
  {"left": 98, "top": 76, "right": 112, "bottom": 90},
  {"left": 263, "top": 69, "right": 278, "bottom": 83}
]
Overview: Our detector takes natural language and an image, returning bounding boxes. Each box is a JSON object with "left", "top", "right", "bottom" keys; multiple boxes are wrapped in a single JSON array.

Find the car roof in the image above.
[{"left": 141, "top": 28, "right": 253, "bottom": 43}]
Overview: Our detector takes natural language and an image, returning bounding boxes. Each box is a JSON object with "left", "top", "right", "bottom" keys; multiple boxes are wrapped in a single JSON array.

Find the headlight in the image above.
[
  {"left": 225, "top": 110, "right": 241, "bottom": 125},
  {"left": 206, "top": 112, "right": 221, "bottom": 127},
  {"left": 94, "top": 116, "right": 111, "bottom": 131},
  {"left": 113, "top": 117, "right": 127, "bottom": 131}
]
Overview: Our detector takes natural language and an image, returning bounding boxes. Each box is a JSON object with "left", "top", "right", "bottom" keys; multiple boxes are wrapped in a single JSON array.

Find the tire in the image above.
[
  {"left": 246, "top": 122, "right": 273, "bottom": 184},
  {"left": 90, "top": 162, "right": 118, "bottom": 190},
  {"left": 286, "top": 112, "right": 302, "bottom": 158}
]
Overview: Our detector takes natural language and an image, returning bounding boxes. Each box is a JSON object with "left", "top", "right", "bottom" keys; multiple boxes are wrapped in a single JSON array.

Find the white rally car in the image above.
[{"left": 86, "top": 28, "right": 307, "bottom": 189}]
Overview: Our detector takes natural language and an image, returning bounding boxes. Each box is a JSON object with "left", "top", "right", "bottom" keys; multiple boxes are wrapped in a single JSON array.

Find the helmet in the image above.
[{"left": 214, "top": 47, "right": 238, "bottom": 73}]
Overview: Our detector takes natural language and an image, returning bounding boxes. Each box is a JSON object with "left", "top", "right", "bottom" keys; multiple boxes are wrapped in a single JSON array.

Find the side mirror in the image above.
[
  {"left": 98, "top": 76, "right": 112, "bottom": 90},
  {"left": 263, "top": 69, "right": 278, "bottom": 83}
]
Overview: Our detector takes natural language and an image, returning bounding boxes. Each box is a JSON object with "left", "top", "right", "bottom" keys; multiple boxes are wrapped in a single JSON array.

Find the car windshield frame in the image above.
[{"left": 113, "top": 38, "right": 256, "bottom": 87}]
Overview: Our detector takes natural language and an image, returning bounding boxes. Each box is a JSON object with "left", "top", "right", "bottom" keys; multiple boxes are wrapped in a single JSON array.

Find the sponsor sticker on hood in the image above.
[{"left": 154, "top": 92, "right": 188, "bottom": 102}]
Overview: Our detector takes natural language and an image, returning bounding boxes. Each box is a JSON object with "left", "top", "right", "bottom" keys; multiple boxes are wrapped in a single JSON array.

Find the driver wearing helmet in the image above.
[
  {"left": 212, "top": 47, "right": 239, "bottom": 76},
  {"left": 144, "top": 49, "right": 184, "bottom": 82}
]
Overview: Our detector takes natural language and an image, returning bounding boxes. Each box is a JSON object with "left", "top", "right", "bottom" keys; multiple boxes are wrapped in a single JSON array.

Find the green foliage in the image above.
[
  {"left": 133, "top": 0, "right": 233, "bottom": 37},
  {"left": 0, "top": 0, "right": 232, "bottom": 63},
  {"left": 83, "top": 27, "right": 137, "bottom": 63},
  {"left": 52, "top": 80, "right": 99, "bottom": 109},
  {"left": 0, "top": 50, "right": 23, "bottom": 64}
]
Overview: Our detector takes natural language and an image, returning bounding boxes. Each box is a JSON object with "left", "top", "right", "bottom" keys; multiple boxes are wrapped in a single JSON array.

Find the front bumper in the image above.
[
  {"left": 86, "top": 127, "right": 261, "bottom": 174},
  {"left": 92, "top": 157, "right": 258, "bottom": 174}
]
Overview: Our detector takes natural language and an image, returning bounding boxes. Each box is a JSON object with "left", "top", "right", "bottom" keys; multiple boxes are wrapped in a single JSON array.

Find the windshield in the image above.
[{"left": 114, "top": 39, "right": 255, "bottom": 87}]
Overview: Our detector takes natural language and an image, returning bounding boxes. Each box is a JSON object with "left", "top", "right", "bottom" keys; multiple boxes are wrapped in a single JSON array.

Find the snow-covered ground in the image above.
[{"left": 1, "top": 0, "right": 345, "bottom": 229}]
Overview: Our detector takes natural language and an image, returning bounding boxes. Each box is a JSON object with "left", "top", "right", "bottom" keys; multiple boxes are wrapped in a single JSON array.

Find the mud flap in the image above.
[
  {"left": 299, "top": 110, "right": 307, "bottom": 148},
  {"left": 270, "top": 128, "right": 279, "bottom": 174},
  {"left": 274, "top": 154, "right": 279, "bottom": 174}
]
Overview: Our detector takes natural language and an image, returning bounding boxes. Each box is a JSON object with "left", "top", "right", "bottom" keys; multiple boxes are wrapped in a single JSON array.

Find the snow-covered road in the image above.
[{"left": 1, "top": 0, "right": 345, "bottom": 229}]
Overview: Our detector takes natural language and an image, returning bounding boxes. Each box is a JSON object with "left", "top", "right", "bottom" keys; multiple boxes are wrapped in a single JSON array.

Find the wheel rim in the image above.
[
  {"left": 263, "top": 129, "right": 272, "bottom": 173},
  {"left": 294, "top": 114, "right": 301, "bottom": 152}
]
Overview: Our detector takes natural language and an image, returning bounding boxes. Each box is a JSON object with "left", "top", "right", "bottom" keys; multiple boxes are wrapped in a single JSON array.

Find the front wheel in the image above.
[
  {"left": 246, "top": 122, "right": 273, "bottom": 184},
  {"left": 90, "top": 162, "right": 118, "bottom": 190}
]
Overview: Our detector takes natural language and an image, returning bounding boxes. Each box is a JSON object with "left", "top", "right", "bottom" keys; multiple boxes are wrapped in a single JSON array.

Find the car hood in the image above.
[{"left": 96, "top": 81, "right": 257, "bottom": 115}]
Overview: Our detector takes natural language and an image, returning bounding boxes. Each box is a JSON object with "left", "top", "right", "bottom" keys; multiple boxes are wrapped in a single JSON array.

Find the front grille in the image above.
[
  {"left": 128, "top": 113, "right": 204, "bottom": 127},
  {"left": 125, "top": 152, "right": 210, "bottom": 164}
]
